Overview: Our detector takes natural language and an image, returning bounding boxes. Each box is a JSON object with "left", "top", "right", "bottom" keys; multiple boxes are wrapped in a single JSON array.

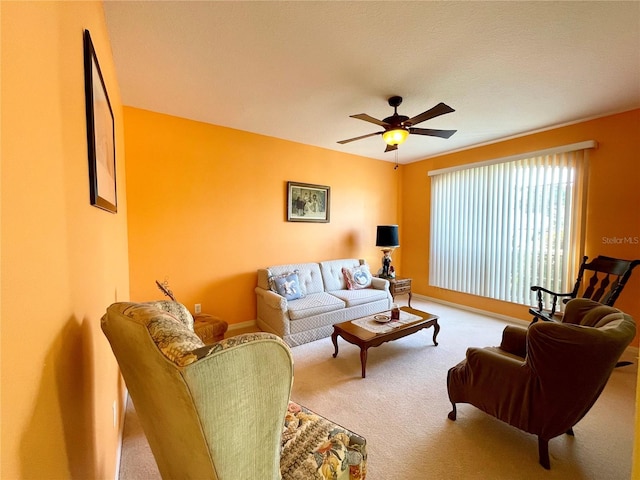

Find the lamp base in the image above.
[{"left": 378, "top": 249, "right": 396, "bottom": 279}]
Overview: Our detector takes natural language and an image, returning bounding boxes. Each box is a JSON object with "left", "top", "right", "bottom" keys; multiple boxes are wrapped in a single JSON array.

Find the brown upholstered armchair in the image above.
[{"left": 446, "top": 298, "right": 635, "bottom": 469}]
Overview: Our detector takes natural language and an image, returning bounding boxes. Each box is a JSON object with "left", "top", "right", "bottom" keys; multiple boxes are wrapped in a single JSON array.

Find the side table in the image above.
[
  {"left": 193, "top": 314, "right": 228, "bottom": 344},
  {"left": 389, "top": 277, "right": 412, "bottom": 307}
]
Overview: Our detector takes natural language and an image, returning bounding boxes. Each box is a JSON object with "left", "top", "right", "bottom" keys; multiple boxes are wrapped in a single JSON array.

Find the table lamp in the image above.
[{"left": 376, "top": 225, "right": 399, "bottom": 279}]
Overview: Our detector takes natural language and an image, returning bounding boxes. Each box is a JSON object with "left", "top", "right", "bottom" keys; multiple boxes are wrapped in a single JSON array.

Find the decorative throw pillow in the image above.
[
  {"left": 269, "top": 270, "right": 306, "bottom": 297},
  {"left": 342, "top": 265, "right": 373, "bottom": 290},
  {"left": 272, "top": 272, "right": 303, "bottom": 301}
]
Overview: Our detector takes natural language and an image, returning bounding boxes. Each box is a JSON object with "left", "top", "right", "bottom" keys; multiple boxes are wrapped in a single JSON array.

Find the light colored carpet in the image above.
[{"left": 119, "top": 298, "right": 637, "bottom": 479}]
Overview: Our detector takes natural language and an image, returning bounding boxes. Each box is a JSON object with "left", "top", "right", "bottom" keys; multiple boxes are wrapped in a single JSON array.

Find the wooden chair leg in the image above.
[
  {"left": 448, "top": 403, "right": 457, "bottom": 421},
  {"left": 538, "top": 437, "right": 550, "bottom": 470}
]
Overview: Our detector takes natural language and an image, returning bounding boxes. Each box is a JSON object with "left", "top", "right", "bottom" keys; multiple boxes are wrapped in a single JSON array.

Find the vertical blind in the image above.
[{"left": 428, "top": 142, "right": 594, "bottom": 308}]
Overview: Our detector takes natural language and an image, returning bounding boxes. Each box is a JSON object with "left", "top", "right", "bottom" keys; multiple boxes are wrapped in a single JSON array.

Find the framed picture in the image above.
[
  {"left": 84, "top": 29, "right": 117, "bottom": 213},
  {"left": 287, "top": 182, "right": 330, "bottom": 223}
]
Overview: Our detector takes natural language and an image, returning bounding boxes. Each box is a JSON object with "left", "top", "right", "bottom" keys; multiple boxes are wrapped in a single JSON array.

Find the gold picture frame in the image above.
[{"left": 287, "top": 181, "right": 330, "bottom": 223}]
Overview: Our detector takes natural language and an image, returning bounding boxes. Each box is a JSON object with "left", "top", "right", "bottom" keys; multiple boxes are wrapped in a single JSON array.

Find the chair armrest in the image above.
[
  {"left": 255, "top": 287, "right": 290, "bottom": 337},
  {"left": 190, "top": 332, "right": 287, "bottom": 360},
  {"left": 528, "top": 308, "right": 561, "bottom": 323},
  {"left": 500, "top": 325, "right": 528, "bottom": 358},
  {"left": 370, "top": 277, "right": 390, "bottom": 291},
  {"left": 530, "top": 286, "right": 571, "bottom": 296},
  {"left": 466, "top": 347, "right": 530, "bottom": 386},
  {"left": 530, "top": 285, "right": 573, "bottom": 317},
  {"left": 255, "top": 287, "right": 287, "bottom": 310},
  {"left": 451, "top": 347, "right": 531, "bottom": 405},
  {"left": 465, "top": 346, "right": 526, "bottom": 373}
]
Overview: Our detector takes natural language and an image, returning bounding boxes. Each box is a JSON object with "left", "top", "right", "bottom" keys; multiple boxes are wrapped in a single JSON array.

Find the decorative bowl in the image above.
[{"left": 373, "top": 314, "right": 391, "bottom": 323}]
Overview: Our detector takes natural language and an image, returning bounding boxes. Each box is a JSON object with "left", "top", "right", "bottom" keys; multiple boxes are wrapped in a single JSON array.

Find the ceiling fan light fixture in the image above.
[
  {"left": 338, "top": 97, "right": 456, "bottom": 153},
  {"left": 382, "top": 128, "right": 409, "bottom": 146}
]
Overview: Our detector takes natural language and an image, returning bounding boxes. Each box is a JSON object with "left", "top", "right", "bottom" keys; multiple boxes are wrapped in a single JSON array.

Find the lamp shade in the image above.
[
  {"left": 382, "top": 128, "right": 409, "bottom": 146},
  {"left": 376, "top": 225, "right": 399, "bottom": 248}
]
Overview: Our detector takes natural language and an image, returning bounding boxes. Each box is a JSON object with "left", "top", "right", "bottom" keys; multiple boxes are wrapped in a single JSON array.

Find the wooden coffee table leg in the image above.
[
  {"left": 432, "top": 319, "right": 440, "bottom": 346},
  {"left": 360, "top": 347, "right": 368, "bottom": 378},
  {"left": 332, "top": 330, "right": 339, "bottom": 358}
]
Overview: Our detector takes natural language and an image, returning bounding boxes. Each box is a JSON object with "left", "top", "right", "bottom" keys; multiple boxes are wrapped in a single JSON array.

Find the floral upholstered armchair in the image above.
[{"left": 102, "top": 301, "right": 366, "bottom": 480}]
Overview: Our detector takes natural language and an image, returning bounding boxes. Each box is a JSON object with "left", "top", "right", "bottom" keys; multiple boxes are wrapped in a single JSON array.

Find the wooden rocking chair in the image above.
[{"left": 530, "top": 255, "right": 639, "bottom": 324}]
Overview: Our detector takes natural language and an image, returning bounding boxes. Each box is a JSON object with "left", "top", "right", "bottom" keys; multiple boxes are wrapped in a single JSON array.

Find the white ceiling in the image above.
[{"left": 103, "top": 1, "right": 640, "bottom": 164}]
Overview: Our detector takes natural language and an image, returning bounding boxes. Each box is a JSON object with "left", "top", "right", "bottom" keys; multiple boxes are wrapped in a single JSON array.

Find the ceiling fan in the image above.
[{"left": 337, "top": 96, "right": 457, "bottom": 152}]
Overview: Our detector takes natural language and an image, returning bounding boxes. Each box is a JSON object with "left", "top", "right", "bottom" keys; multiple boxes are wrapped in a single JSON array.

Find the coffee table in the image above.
[{"left": 331, "top": 306, "right": 440, "bottom": 378}]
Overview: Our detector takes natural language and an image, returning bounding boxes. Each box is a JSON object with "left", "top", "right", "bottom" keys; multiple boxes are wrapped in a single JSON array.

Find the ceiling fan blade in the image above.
[
  {"left": 385, "top": 144, "right": 398, "bottom": 153},
  {"left": 350, "top": 113, "right": 390, "bottom": 127},
  {"left": 407, "top": 103, "right": 455, "bottom": 126},
  {"left": 337, "top": 131, "right": 383, "bottom": 144},
  {"left": 409, "top": 127, "right": 457, "bottom": 139}
]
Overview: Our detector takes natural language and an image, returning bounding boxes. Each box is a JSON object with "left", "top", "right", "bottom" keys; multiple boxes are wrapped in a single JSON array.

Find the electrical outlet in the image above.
[{"left": 195, "top": 303, "right": 202, "bottom": 314}]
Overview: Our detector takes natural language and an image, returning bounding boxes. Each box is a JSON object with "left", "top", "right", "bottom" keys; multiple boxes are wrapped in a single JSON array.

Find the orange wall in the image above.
[
  {"left": 401, "top": 109, "right": 640, "bottom": 325},
  {"left": 124, "top": 107, "right": 400, "bottom": 325},
  {"left": 1, "top": 2, "right": 129, "bottom": 479}
]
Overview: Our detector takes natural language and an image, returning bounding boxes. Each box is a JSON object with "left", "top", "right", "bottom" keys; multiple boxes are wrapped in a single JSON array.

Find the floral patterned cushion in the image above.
[
  {"left": 281, "top": 402, "right": 367, "bottom": 480},
  {"left": 144, "top": 300, "right": 195, "bottom": 329},
  {"left": 191, "top": 332, "right": 284, "bottom": 358},
  {"left": 125, "top": 302, "right": 289, "bottom": 368},
  {"left": 116, "top": 303, "right": 204, "bottom": 367}
]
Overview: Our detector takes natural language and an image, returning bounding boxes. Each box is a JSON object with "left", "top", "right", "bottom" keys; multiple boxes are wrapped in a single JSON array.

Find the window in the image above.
[{"left": 428, "top": 141, "right": 595, "bottom": 309}]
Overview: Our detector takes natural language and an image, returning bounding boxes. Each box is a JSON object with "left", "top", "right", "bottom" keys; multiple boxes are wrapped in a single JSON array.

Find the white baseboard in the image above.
[
  {"left": 227, "top": 319, "right": 257, "bottom": 331},
  {"left": 114, "top": 388, "right": 128, "bottom": 480},
  {"left": 412, "top": 293, "right": 527, "bottom": 325}
]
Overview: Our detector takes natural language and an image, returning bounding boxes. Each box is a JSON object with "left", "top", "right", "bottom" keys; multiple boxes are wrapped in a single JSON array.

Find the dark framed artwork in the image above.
[
  {"left": 287, "top": 181, "right": 330, "bottom": 223},
  {"left": 84, "top": 29, "right": 117, "bottom": 213}
]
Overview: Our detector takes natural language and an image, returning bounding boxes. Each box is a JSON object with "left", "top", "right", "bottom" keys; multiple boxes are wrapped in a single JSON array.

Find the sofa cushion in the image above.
[
  {"left": 271, "top": 271, "right": 304, "bottom": 300},
  {"left": 267, "top": 263, "right": 324, "bottom": 295},
  {"left": 328, "top": 288, "right": 390, "bottom": 307},
  {"left": 320, "top": 259, "right": 363, "bottom": 291},
  {"left": 287, "top": 292, "right": 345, "bottom": 320},
  {"left": 342, "top": 265, "right": 373, "bottom": 290}
]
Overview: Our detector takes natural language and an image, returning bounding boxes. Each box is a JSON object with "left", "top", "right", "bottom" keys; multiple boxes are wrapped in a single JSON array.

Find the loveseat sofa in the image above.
[
  {"left": 256, "top": 258, "right": 392, "bottom": 346},
  {"left": 102, "top": 301, "right": 367, "bottom": 480}
]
